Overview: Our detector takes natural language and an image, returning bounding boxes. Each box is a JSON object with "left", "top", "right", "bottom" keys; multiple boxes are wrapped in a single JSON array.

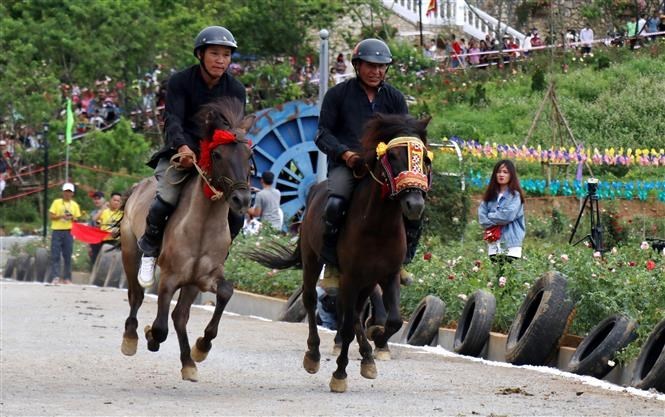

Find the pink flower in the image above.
[
  {"left": 498, "top": 276, "right": 507, "bottom": 287},
  {"left": 423, "top": 252, "right": 432, "bottom": 261},
  {"left": 640, "top": 241, "right": 650, "bottom": 250},
  {"left": 646, "top": 260, "right": 656, "bottom": 271},
  {"left": 560, "top": 254, "right": 569, "bottom": 262},
  {"left": 593, "top": 251, "right": 602, "bottom": 258},
  {"left": 629, "top": 261, "right": 636, "bottom": 267}
]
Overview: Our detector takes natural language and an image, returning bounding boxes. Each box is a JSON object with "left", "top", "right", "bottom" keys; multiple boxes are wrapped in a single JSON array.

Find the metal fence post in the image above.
[{"left": 316, "top": 29, "right": 330, "bottom": 183}]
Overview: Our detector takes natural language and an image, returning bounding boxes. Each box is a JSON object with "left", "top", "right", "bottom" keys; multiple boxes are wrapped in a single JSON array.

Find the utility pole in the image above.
[{"left": 42, "top": 123, "right": 50, "bottom": 242}]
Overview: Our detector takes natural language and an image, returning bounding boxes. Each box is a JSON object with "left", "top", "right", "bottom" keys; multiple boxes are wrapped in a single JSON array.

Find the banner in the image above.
[
  {"left": 426, "top": 0, "right": 437, "bottom": 16},
  {"left": 71, "top": 222, "right": 111, "bottom": 244}
]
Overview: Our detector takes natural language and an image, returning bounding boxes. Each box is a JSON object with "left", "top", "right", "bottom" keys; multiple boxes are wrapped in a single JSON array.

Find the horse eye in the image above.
[{"left": 212, "top": 151, "right": 222, "bottom": 160}]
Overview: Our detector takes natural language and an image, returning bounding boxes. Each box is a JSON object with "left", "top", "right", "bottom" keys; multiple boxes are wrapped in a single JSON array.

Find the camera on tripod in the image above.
[{"left": 569, "top": 178, "right": 604, "bottom": 253}]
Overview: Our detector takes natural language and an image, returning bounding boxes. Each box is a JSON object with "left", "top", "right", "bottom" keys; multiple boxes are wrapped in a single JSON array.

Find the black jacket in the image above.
[
  {"left": 315, "top": 77, "right": 407, "bottom": 169},
  {"left": 148, "top": 65, "right": 246, "bottom": 168}
]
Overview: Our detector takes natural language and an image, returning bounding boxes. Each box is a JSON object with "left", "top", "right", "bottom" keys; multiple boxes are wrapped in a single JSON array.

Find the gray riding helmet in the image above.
[
  {"left": 351, "top": 38, "right": 393, "bottom": 65},
  {"left": 193, "top": 26, "right": 238, "bottom": 58}
]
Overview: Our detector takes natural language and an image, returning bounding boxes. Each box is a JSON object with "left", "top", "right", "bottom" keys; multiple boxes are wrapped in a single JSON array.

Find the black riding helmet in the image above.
[
  {"left": 351, "top": 38, "right": 393, "bottom": 66},
  {"left": 193, "top": 26, "right": 238, "bottom": 58}
]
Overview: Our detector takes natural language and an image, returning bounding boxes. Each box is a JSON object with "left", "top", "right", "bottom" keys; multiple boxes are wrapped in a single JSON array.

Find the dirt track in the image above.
[{"left": 1, "top": 281, "right": 663, "bottom": 416}]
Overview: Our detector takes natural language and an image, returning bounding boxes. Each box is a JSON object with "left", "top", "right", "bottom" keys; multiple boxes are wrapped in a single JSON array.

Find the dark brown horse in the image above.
[
  {"left": 120, "top": 98, "right": 255, "bottom": 381},
  {"left": 248, "top": 113, "right": 431, "bottom": 392}
]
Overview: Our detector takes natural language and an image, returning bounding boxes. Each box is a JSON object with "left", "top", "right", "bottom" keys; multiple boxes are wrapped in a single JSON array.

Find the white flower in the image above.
[
  {"left": 608, "top": 360, "right": 615, "bottom": 367},
  {"left": 478, "top": 248, "right": 485, "bottom": 253},
  {"left": 255, "top": 242, "right": 261, "bottom": 247},
  {"left": 418, "top": 279, "right": 424, "bottom": 284},
  {"left": 548, "top": 254, "right": 554, "bottom": 260},
  {"left": 487, "top": 281, "right": 494, "bottom": 288},
  {"left": 572, "top": 57, "right": 577, "bottom": 61},
  {"left": 523, "top": 282, "right": 531, "bottom": 289},
  {"left": 472, "top": 266, "right": 479, "bottom": 272},
  {"left": 640, "top": 241, "right": 650, "bottom": 250},
  {"left": 589, "top": 53, "right": 594, "bottom": 57},
  {"left": 550, "top": 259, "right": 556, "bottom": 265},
  {"left": 592, "top": 273, "right": 597, "bottom": 278},
  {"left": 498, "top": 276, "right": 507, "bottom": 287},
  {"left": 452, "top": 217, "right": 459, "bottom": 224},
  {"left": 457, "top": 293, "right": 468, "bottom": 302},
  {"left": 560, "top": 254, "right": 569, "bottom": 262},
  {"left": 611, "top": 268, "right": 616, "bottom": 273},
  {"left": 593, "top": 251, "right": 602, "bottom": 258},
  {"left": 584, "top": 241, "right": 591, "bottom": 248},
  {"left": 611, "top": 247, "right": 618, "bottom": 255}
]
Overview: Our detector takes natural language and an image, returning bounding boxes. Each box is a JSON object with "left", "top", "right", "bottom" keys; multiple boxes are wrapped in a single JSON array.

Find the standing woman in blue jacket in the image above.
[{"left": 478, "top": 159, "right": 526, "bottom": 264}]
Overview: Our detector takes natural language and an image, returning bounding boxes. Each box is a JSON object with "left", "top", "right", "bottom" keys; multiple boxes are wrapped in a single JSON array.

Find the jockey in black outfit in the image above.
[
  {"left": 315, "top": 38, "right": 422, "bottom": 284},
  {"left": 137, "top": 25, "right": 246, "bottom": 287}
]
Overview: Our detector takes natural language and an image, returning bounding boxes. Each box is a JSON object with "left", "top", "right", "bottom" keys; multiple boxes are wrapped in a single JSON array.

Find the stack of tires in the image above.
[
  {"left": 89, "top": 244, "right": 126, "bottom": 289},
  {"left": 2, "top": 248, "right": 50, "bottom": 282}
]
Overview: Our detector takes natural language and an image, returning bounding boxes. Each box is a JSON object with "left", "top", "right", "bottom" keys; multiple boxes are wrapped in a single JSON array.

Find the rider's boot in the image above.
[
  {"left": 400, "top": 216, "right": 423, "bottom": 286},
  {"left": 137, "top": 196, "right": 174, "bottom": 288},
  {"left": 319, "top": 195, "right": 347, "bottom": 276}
]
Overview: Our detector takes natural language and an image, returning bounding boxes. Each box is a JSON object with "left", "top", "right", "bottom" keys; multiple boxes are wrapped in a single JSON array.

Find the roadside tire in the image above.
[
  {"left": 454, "top": 290, "right": 496, "bottom": 357},
  {"left": 3, "top": 256, "right": 17, "bottom": 278},
  {"left": 566, "top": 314, "right": 638, "bottom": 379},
  {"left": 33, "top": 248, "right": 49, "bottom": 282},
  {"left": 278, "top": 286, "right": 307, "bottom": 322},
  {"left": 632, "top": 317, "right": 665, "bottom": 392},
  {"left": 401, "top": 295, "right": 445, "bottom": 346},
  {"left": 90, "top": 245, "right": 114, "bottom": 286},
  {"left": 104, "top": 250, "right": 125, "bottom": 288},
  {"left": 15, "top": 253, "right": 31, "bottom": 281},
  {"left": 505, "top": 271, "right": 575, "bottom": 366}
]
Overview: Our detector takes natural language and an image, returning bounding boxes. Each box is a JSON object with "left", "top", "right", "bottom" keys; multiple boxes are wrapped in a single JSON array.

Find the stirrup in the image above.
[
  {"left": 399, "top": 267, "right": 414, "bottom": 286},
  {"left": 138, "top": 256, "right": 156, "bottom": 288},
  {"left": 320, "top": 265, "right": 340, "bottom": 290}
]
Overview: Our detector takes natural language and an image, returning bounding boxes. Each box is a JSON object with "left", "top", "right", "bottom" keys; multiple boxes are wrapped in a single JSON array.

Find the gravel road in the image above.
[{"left": 1, "top": 281, "right": 663, "bottom": 416}]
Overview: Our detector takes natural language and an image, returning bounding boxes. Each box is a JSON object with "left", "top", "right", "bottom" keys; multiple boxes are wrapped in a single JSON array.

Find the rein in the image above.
[{"left": 168, "top": 129, "right": 250, "bottom": 201}]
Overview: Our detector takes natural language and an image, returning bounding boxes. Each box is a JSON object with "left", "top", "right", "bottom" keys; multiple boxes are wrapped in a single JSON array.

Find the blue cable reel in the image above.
[{"left": 246, "top": 100, "right": 321, "bottom": 227}]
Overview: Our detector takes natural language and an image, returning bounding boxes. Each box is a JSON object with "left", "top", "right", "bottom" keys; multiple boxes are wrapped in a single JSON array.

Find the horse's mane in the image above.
[
  {"left": 196, "top": 97, "right": 245, "bottom": 140},
  {"left": 358, "top": 113, "right": 428, "bottom": 162}
]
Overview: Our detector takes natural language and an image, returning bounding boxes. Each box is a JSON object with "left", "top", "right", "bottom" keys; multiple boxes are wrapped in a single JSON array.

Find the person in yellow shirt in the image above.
[
  {"left": 97, "top": 192, "right": 123, "bottom": 241},
  {"left": 49, "top": 182, "right": 81, "bottom": 284}
]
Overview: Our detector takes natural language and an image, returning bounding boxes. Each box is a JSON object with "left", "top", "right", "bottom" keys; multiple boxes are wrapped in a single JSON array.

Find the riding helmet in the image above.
[
  {"left": 193, "top": 26, "right": 238, "bottom": 57},
  {"left": 351, "top": 38, "right": 393, "bottom": 65}
]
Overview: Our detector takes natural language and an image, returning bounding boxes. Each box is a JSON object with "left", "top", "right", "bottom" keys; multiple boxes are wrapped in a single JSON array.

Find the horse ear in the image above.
[
  {"left": 418, "top": 115, "right": 432, "bottom": 128},
  {"left": 238, "top": 114, "right": 256, "bottom": 133}
]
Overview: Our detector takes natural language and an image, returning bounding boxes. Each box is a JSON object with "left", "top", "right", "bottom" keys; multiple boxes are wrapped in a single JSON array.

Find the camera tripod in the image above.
[{"left": 569, "top": 182, "right": 604, "bottom": 252}]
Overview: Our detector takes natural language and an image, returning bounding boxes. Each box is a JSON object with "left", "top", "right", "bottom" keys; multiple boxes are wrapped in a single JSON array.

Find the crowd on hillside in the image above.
[{"left": 423, "top": 14, "right": 665, "bottom": 69}]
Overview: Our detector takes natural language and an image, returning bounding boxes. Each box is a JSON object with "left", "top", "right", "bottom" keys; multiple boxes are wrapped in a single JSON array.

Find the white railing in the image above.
[{"left": 382, "top": 0, "right": 525, "bottom": 44}]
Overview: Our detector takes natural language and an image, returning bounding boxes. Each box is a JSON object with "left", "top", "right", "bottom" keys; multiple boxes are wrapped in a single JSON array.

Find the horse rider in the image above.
[
  {"left": 137, "top": 25, "right": 246, "bottom": 288},
  {"left": 315, "top": 38, "right": 423, "bottom": 284}
]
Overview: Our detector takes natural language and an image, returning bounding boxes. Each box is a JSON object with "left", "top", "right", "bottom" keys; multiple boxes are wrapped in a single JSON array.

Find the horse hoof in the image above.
[
  {"left": 191, "top": 343, "right": 209, "bottom": 363},
  {"left": 329, "top": 376, "right": 348, "bottom": 393},
  {"left": 366, "top": 325, "right": 385, "bottom": 341},
  {"left": 303, "top": 354, "right": 320, "bottom": 374},
  {"left": 181, "top": 366, "right": 198, "bottom": 382},
  {"left": 360, "top": 362, "right": 378, "bottom": 379},
  {"left": 121, "top": 337, "right": 138, "bottom": 356},
  {"left": 331, "top": 343, "right": 342, "bottom": 356},
  {"left": 374, "top": 347, "right": 391, "bottom": 361}
]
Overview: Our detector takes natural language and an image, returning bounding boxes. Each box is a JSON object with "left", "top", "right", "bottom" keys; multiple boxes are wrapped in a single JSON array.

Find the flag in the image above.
[
  {"left": 71, "top": 222, "right": 111, "bottom": 244},
  {"left": 65, "top": 98, "right": 74, "bottom": 145},
  {"left": 426, "top": 0, "right": 437, "bottom": 16}
]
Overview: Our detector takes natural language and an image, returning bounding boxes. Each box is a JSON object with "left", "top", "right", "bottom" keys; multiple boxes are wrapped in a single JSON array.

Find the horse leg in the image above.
[
  {"left": 373, "top": 278, "right": 402, "bottom": 361},
  {"left": 366, "top": 285, "right": 387, "bottom": 343},
  {"left": 191, "top": 279, "right": 234, "bottom": 363},
  {"left": 144, "top": 278, "right": 176, "bottom": 352},
  {"left": 121, "top": 248, "right": 143, "bottom": 356},
  {"left": 354, "top": 287, "right": 377, "bottom": 380},
  {"left": 302, "top": 258, "right": 323, "bottom": 374},
  {"left": 330, "top": 288, "right": 357, "bottom": 393},
  {"left": 171, "top": 284, "right": 200, "bottom": 382}
]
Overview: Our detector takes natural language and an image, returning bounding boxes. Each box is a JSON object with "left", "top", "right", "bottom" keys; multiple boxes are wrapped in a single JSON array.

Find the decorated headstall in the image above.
[
  {"left": 375, "top": 136, "right": 433, "bottom": 199},
  {"left": 197, "top": 129, "right": 252, "bottom": 200}
]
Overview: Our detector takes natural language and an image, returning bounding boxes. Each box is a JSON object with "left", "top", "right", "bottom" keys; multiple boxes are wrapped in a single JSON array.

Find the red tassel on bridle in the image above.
[{"left": 198, "top": 129, "right": 237, "bottom": 173}]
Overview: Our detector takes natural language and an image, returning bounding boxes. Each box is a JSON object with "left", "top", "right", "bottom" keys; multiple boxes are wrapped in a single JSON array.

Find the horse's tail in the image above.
[{"left": 244, "top": 239, "right": 302, "bottom": 270}]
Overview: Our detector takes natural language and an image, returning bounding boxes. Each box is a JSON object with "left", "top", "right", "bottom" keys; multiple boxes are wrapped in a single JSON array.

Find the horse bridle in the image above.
[
  {"left": 371, "top": 136, "right": 433, "bottom": 199},
  {"left": 169, "top": 129, "right": 252, "bottom": 201}
]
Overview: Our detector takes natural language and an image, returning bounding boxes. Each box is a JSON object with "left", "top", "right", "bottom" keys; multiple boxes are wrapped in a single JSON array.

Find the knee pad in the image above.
[{"left": 323, "top": 195, "right": 347, "bottom": 225}]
